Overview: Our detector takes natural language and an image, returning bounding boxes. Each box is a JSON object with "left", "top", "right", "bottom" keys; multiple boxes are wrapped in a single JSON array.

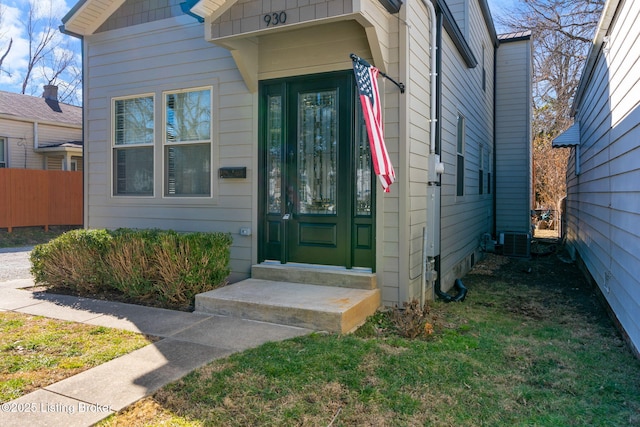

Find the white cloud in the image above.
[{"left": 31, "top": 0, "right": 71, "bottom": 20}]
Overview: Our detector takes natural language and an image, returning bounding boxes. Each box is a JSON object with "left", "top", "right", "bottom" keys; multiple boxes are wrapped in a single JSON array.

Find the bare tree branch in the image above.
[{"left": 0, "top": 37, "right": 12, "bottom": 74}]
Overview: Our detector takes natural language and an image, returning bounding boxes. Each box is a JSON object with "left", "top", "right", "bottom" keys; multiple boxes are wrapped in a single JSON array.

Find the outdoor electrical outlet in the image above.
[{"left": 239, "top": 227, "right": 252, "bottom": 236}]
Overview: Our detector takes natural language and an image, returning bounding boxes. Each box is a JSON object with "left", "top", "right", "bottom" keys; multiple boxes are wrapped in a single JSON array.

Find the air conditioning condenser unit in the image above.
[{"left": 500, "top": 232, "right": 531, "bottom": 258}]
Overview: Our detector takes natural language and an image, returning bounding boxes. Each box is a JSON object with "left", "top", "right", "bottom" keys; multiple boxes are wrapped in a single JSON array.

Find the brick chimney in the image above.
[{"left": 43, "top": 84, "right": 58, "bottom": 101}]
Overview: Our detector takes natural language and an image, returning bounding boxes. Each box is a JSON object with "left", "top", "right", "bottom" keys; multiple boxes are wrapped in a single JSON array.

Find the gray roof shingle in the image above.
[{"left": 0, "top": 90, "right": 82, "bottom": 126}]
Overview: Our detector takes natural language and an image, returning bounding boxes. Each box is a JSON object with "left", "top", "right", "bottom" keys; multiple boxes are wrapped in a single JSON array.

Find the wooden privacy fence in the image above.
[{"left": 0, "top": 169, "right": 83, "bottom": 232}]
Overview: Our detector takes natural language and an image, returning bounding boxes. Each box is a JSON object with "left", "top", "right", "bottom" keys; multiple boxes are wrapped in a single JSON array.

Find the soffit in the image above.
[
  {"left": 62, "top": 0, "right": 127, "bottom": 36},
  {"left": 191, "top": 0, "right": 237, "bottom": 21}
]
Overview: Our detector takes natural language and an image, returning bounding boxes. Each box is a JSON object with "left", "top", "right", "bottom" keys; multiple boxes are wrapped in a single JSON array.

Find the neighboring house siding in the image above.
[
  {"left": 439, "top": 0, "right": 495, "bottom": 290},
  {"left": 0, "top": 118, "right": 42, "bottom": 169},
  {"left": 84, "top": 16, "right": 254, "bottom": 281},
  {"left": 495, "top": 36, "right": 532, "bottom": 234},
  {"left": 0, "top": 118, "right": 81, "bottom": 170},
  {"left": 38, "top": 123, "right": 82, "bottom": 145},
  {"left": 567, "top": 0, "right": 640, "bottom": 354}
]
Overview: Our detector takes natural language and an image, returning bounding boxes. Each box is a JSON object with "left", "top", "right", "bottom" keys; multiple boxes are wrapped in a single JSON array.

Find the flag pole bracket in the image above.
[{"left": 350, "top": 54, "right": 405, "bottom": 94}]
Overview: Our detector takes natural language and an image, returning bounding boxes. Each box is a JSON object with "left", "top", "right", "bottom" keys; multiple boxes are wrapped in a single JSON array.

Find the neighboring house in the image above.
[
  {"left": 61, "top": 0, "right": 531, "bottom": 312},
  {"left": 0, "top": 87, "right": 83, "bottom": 171},
  {"left": 553, "top": 0, "right": 640, "bottom": 356}
]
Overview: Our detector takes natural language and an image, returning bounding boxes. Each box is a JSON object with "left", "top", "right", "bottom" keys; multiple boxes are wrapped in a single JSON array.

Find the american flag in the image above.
[{"left": 352, "top": 57, "right": 396, "bottom": 193}]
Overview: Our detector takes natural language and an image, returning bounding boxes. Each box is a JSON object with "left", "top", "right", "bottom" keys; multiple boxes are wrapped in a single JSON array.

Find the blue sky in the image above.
[
  {"left": 0, "top": 0, "right": 518, "bottom": 100},
  {"left": 487, "top": 0, "right": 518, "bottom": 33},
  {"left": 0, "top": 0, "right": 80, "bottom": 99}
]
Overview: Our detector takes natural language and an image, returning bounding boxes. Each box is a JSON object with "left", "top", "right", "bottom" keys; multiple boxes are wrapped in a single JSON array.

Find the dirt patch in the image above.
[{"left": 468, "top": 239, "right": 607, "bottom": 329}]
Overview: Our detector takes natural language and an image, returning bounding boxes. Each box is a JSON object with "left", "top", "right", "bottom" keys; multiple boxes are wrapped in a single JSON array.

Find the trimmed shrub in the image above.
[
  {"left": 30, "top": 229, "right": 112, "bottom": 293},
  {"left": 30, "top": 228, "right": 232, "bottom": 310},
  {"left": 153, "top": 231, "right": 232, "bottom": 307},
  {"left": 102, "top": 230, "right": 157, "bottom": 301}
]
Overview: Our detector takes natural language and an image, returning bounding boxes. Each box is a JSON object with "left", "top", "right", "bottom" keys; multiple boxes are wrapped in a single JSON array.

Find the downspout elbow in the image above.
[{"left": 436, "top": 278, "right": 467, "bottom": 303}]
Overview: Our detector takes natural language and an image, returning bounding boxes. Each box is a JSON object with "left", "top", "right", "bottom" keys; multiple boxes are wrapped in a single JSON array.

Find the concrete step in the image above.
[
  {"left": 195, "top": 279, "right": 380, "bottom": 334},
  {"left": 251, "top": 263, "right": 376, "bottom": 290}
]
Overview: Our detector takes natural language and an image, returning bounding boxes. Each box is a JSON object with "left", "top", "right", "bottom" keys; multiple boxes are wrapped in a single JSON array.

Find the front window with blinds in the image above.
[
  {"left": 164, "top": 88, "right": 212, "bottom": 197},
  {"left": 112, "top": 95, "right": 154, "bottom": 196}
]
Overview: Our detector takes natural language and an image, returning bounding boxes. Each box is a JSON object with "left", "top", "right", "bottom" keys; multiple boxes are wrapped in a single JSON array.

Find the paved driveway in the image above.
[{"left": 0, "top": 247, "right": 33, "bottom": 282}]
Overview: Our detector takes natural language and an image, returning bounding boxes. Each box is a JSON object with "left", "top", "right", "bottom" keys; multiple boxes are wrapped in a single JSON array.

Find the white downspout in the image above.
[{"left": 422, "top": 0, "right": 438, "bottom": 155}]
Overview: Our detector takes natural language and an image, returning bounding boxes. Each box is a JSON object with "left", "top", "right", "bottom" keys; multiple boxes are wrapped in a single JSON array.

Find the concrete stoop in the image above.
[{"left": 195, "top": 275, "right": 381, "bottom": 334}]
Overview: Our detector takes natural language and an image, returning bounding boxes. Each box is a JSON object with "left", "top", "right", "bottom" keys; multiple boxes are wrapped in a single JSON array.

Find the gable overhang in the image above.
[
  {"left": 62, "top": 0, "right": 127, "bottom": 36},
  {"left": 190, "top": 0, "right": 392, "bottom": 93}
]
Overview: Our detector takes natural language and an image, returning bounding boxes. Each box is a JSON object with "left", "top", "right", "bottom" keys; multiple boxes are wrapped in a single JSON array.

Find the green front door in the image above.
[{"left": 259, "top": 71, "right": 375, "bottom": 269}]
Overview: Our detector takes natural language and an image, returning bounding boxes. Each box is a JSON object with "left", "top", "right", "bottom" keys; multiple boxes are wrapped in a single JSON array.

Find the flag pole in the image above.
[{"left": 350, "top": 53, "right": 405, "bottom": 94}]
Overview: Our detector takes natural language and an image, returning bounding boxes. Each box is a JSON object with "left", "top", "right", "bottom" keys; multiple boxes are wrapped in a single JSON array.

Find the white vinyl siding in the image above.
[{"left": 566, "top": 0, "right": 640, "bottom": 354}]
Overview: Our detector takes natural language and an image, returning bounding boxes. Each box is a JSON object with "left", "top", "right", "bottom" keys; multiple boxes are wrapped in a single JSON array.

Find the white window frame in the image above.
[
  {"left": 111, "top": 93, "right": 156, "bottom": 197},
  {"left": 162, "top": 86, "right": 213, "bottom": 198},
  {"left": 0, "top": 137, "right": 6, "bottom": 168}
]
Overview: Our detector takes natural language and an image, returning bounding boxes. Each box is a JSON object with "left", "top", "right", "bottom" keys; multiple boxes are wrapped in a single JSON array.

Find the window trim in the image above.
[
  {"left": 162, "top": 86, "right": 214, "bottom": 199},
  {"left": 0, "top": 137, "right": 7, "bottom": 168},
  {"left": 456, "top": 113, "right": 466, "bottom": 198},
  {"left": 482, "top": 45, "right": 486, "bottom": 92},
  {"left": 111, "top": 93, "right": 156, "bottom": 198},
  {"left": 479, "top": 144, "right": 484, "bottom": 195}
]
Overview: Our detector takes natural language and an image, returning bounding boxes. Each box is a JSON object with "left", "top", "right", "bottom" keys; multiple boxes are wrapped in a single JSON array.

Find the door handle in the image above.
[{"left": 282, "top": 213, "right": 291, "bottom": 220}]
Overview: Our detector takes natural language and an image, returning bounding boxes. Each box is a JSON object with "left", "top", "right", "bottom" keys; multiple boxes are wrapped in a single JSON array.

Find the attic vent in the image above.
[{"left": 500, "top": 232, "right": 531, "bottom": 258}]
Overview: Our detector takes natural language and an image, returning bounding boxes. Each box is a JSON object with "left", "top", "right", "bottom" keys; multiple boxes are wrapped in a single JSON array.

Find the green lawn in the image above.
[
  {"left": 101, "top": 251, "right": 640, "bottom": 427},
  {"left": 0, "top": 312, "right": 154, "bottom": 402},
  {"left": 0, "top": 226, "right": 79, "bottom": 248}
]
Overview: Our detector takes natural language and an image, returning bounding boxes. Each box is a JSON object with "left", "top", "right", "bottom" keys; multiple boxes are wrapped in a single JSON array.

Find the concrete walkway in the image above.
[{"left": 0, "top": 278, "right": 312, "bottom": 427}]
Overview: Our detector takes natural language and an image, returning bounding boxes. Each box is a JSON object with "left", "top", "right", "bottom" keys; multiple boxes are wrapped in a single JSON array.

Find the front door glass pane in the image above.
[
  {"left": 297, "top": 90, "right": 338, "bottom": 215},
  {"left": 267, "top": 95, "right": 282, "bottom": 213},
  {"left": 355, "top": 98, "right": 372, "bottom": 216}
]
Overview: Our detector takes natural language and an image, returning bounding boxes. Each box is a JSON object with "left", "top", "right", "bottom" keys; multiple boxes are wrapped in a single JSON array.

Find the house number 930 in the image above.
[{"left": 264, "top": 11, "right": 287, "bottom": 27}]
